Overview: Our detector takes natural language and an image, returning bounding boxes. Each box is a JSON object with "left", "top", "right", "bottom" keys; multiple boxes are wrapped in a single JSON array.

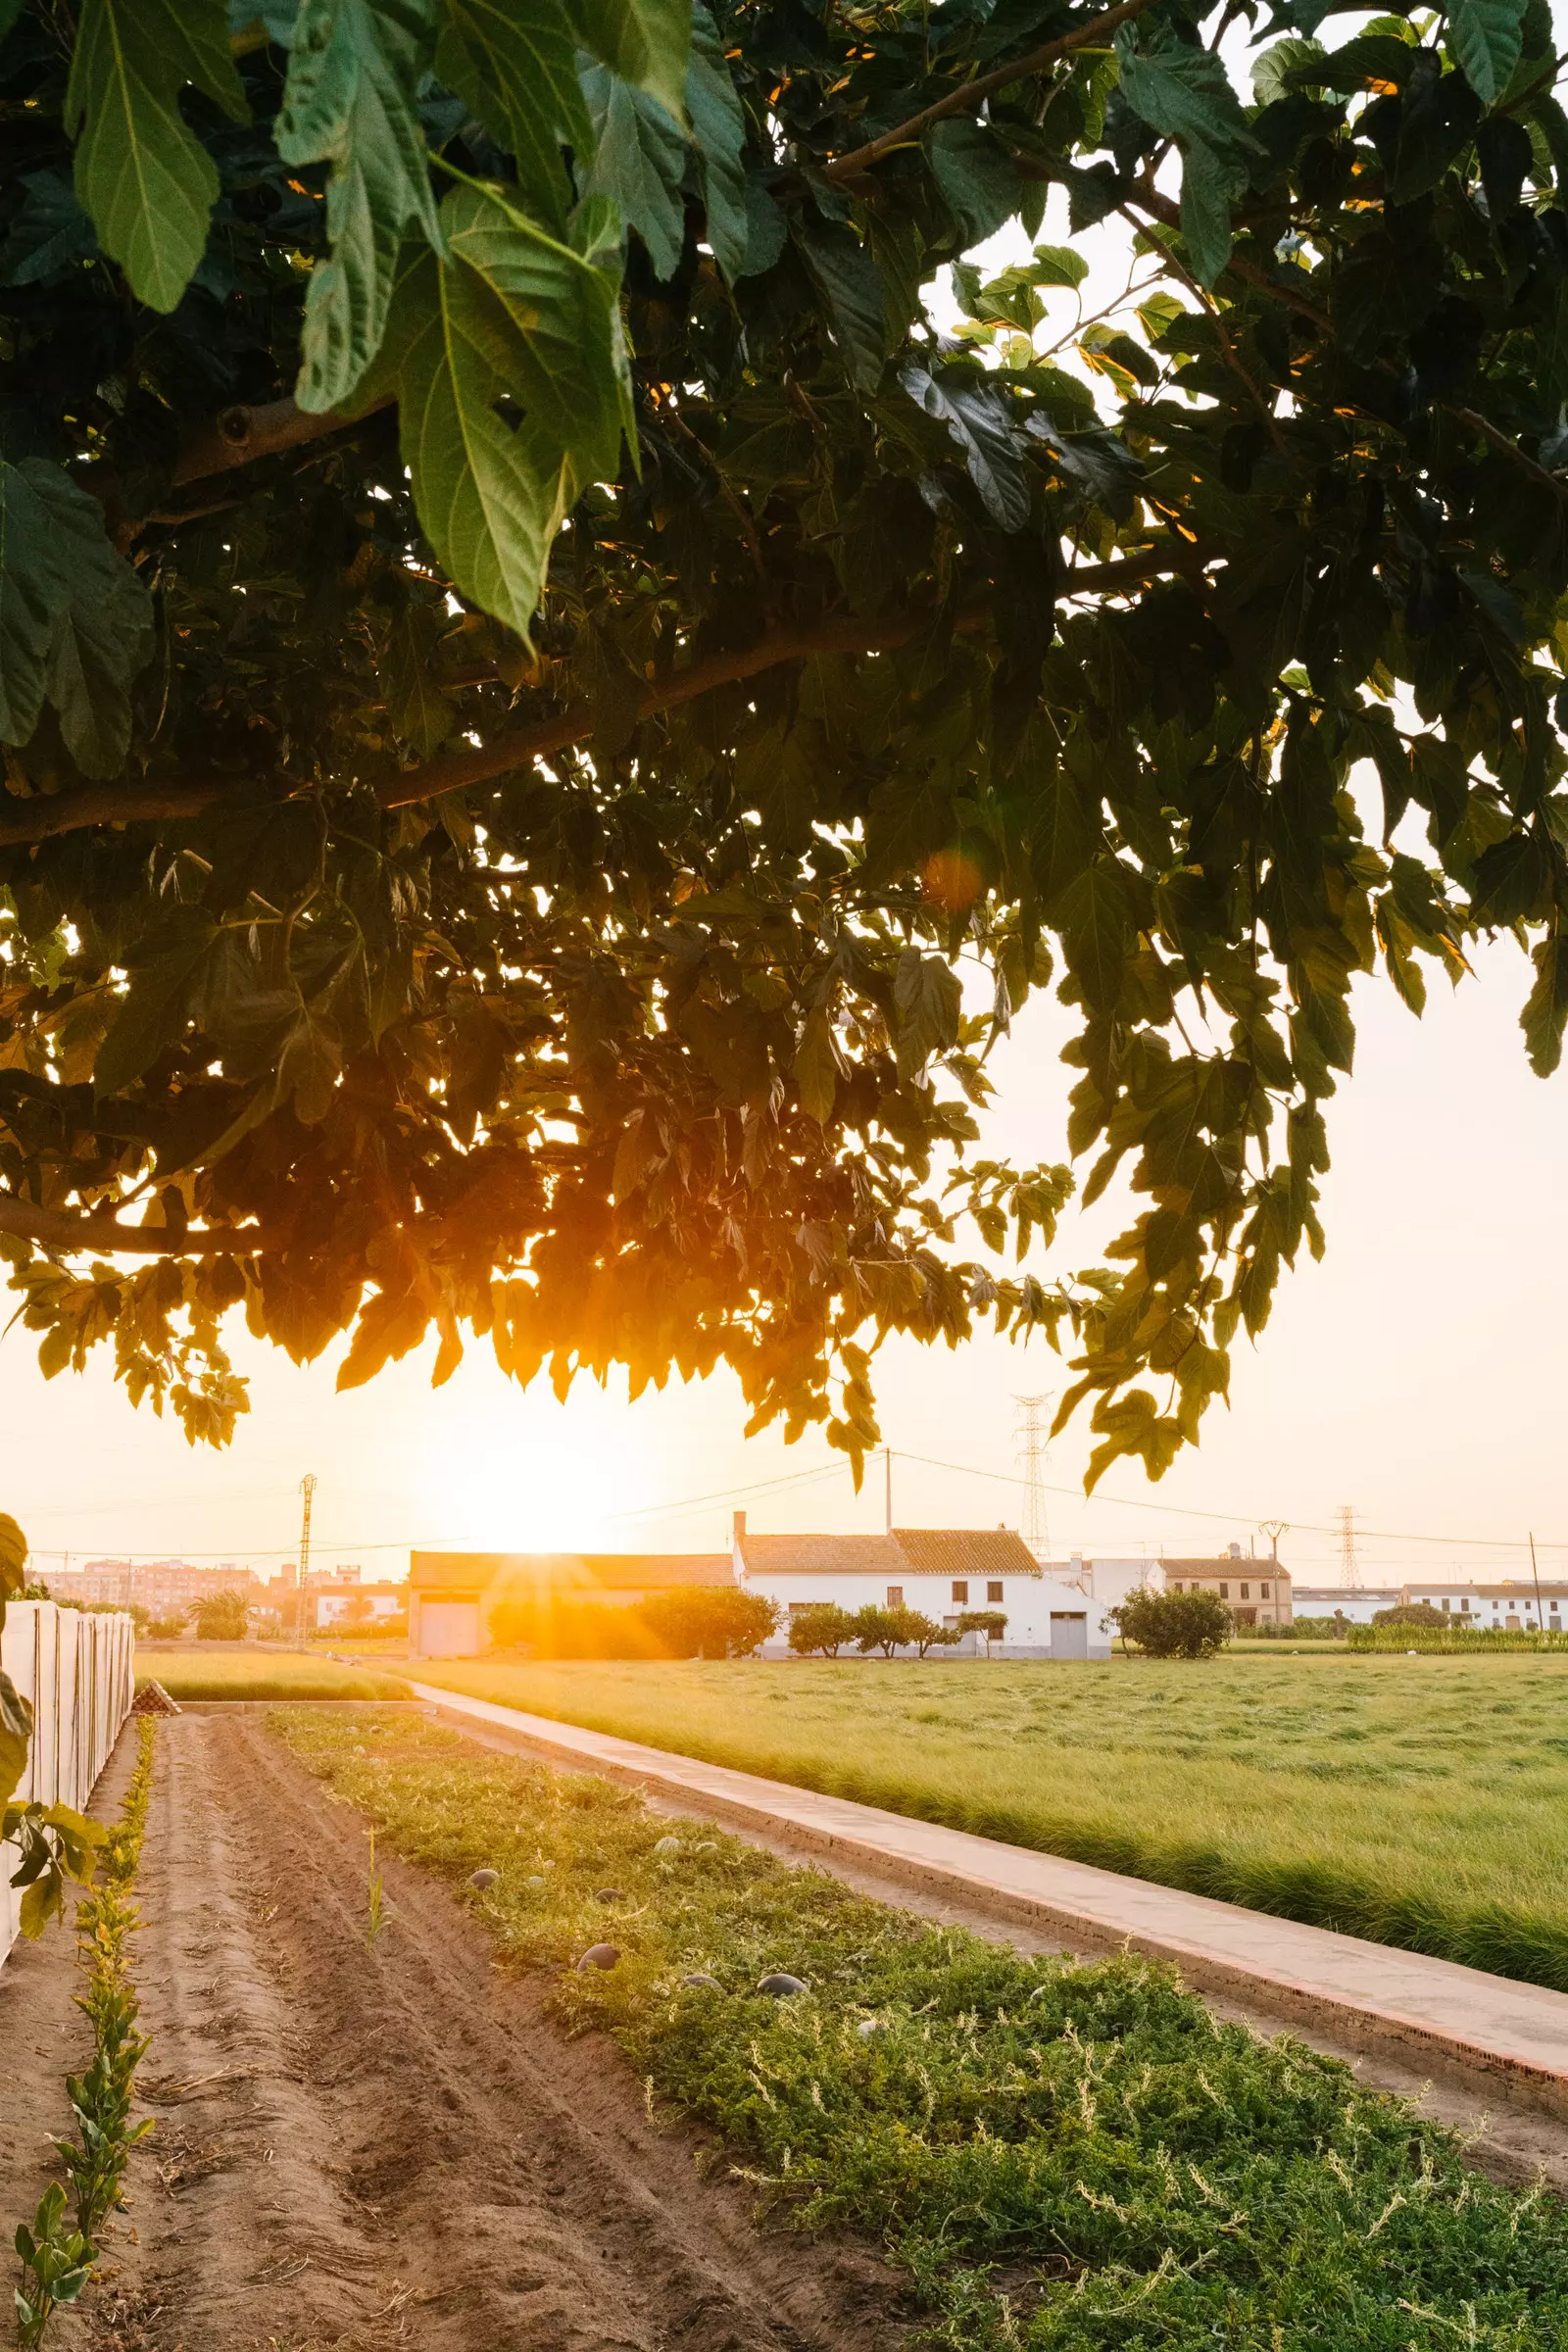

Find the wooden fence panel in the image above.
[{"left": 0, "top": 1603, "right": 136, "bottom": 1968}]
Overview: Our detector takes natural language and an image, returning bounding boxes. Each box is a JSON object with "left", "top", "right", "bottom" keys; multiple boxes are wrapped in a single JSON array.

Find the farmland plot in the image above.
[{"left": 409, "top": 1654, "right": 1568, "bottom": 1989}]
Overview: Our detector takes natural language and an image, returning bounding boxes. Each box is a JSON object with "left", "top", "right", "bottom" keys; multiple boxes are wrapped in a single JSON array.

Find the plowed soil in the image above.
[{"left": 0, "top": 1717, "right": 909, "bottom": 2352}]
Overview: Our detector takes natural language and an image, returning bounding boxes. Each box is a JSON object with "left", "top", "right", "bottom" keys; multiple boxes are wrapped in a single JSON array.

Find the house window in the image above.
[
  {"left": 1259, "top": 1583, "right": 1270, "bottom": 1599},
  {"left": 1461, "top": 1598, "right": 1471, "bottom": 1613},
  {"left": 952, "top": 1580, "right": 968, "bottom": 1604},
  {"left": 987, "top": 1582, "right": 1004, "bottom": 1603},
  {"left": 1240, "top": 1583, "right": 1250, "bottom": 1600},
  {"left": 1219, "top": 1583, "right": 1229, "bottom": 1598},
  {"left": 1442, "top": 1598, "right": 1450, "bottom": 1612},
  {"left": 887, "top": 1586, "right": 904, "bottom": 1608}
]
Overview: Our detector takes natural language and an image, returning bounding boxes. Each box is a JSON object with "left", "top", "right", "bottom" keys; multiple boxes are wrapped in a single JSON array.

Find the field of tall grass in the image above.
[
  {"left": 407, "top": 1652, "right": 1568, "bottom": 1990},
  {"left": 134, "top": 1647, "right": 411, "bottom": 1701}
]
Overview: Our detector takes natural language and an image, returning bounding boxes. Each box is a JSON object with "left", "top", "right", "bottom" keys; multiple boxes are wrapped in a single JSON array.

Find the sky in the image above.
[{"left": 9, "top": 94, "right": 1568, "bottom": 1596}]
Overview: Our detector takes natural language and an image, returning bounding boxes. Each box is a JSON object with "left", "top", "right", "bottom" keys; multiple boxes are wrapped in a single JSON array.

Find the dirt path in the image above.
[{"left": 16, "top": 1716, "right": 907, "bottom": 2352}]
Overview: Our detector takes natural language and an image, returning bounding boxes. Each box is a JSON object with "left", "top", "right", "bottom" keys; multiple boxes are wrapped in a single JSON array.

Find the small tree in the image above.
[
  {"left": 853, "top": 1606, "right": 903, "bottom": 1658},
  {"left": 343, "top": 1593, "right": 373, "bottom": 1629},
  {"left": 188, "top": 1590, "right": 251, "bottom": 1642},
  {"left": 1114, "top": 1588, "right": 1232, "bottom": 1662},
  {"left": 1372, "top": 1602, "right": 1447, "bottom": 1629},
  {"left": 788, "top": 1605, "right": 858, "bottom": 1659},
  {"left": 956, "top": 1609, "right": 1007, "bottom": 1655},
  {"left": 904, "top": 1611, "right": 959, "bottom": 1659}
]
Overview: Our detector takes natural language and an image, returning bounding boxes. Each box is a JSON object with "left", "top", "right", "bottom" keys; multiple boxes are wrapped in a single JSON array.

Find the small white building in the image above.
[
  {"left": 1291, "top": 1587, "right": 1399, "bottom": 1626},
  {"left": 732, "top": 1517, "right": 1113, "bottom": 1659}
]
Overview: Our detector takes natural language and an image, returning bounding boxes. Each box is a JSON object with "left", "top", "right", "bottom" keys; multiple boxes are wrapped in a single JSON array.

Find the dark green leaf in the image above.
[
  {"left": 65, "top": 0, "right": 245, "bottom": 312},
  {"left": 278, "top": 0, "right": 443, "bottom": 412},
  {"left": 901, "top": 363, "right": 1030, "bottom": 531},
  {"left": 579, "top": 63, "right": 688, "bottom": 283},
  {"left": 686, "top": 3, "right": 748, "bottom": 284},
  {"left": 576, "top": 0, "right": 692, "bottom": 126},
  {"left": 435, "top": 0, "right": 589, "bottom": 226},
  {"left": 795, "top": 220, "right": 886, "bottom": 391},
  {"left": 0, "top": 459, "right": 154, "bottom": 777},
  {"left": 1448, "top": 0, "right": 1530, "bottom": 103},
  {"left": 924, "top": 121, "right": 1021, "bottom": 248}
]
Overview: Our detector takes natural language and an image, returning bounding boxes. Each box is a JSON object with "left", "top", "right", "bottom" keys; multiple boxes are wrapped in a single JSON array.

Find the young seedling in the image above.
[
  {"left": 366, "top": 1830, "right": 388, "bottom": 1949},
  {"left": 13, "top": 2183, "right": 94, "bottom": 2349}
]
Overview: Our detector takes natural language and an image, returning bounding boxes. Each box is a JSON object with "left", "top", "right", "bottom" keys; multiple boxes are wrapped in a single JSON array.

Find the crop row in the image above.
[
  {"left": 13, "top": 1718, "right": 157, "bottom": 2348},
  {"left": 275, "top": 1707, "right": 1568, "bottom": 2351}
]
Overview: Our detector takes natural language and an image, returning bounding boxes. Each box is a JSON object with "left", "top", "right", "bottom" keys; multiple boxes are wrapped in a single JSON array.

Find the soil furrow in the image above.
[{"left": 53, "top": 1717, "right": 907, "bottom": 2352}]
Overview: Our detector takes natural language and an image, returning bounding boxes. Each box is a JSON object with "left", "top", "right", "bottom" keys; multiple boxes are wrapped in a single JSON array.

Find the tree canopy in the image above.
[{"left": 2, "top": 0, "right": 1565, "bottom": 1487}]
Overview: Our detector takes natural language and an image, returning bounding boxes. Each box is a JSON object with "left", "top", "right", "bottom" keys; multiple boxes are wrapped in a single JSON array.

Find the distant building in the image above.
[
  {"left": 732, "top": 1517, "right": 1111, "bottom": 1658},
  {"left": 46, "top": 1561, "right": 257, "bottom": 1614},
  {"left": 406, "top": 1550, "right": 731, "bottom": 1657},
  {"left": 1158, "top": 1544, "right": 1293, "bottom": 1627},
  {"left": 309, "top": 1581, "right": 407, "bottom": 1630},
  {"left": 1291, "top": 1587, "right": 1396, "bottom": 1626}
]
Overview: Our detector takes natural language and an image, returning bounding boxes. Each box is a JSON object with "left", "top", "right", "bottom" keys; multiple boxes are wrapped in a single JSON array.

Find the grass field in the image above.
[
  {"left": 273, "top": 1706, "right": 1568, "bottom": 2350},
  {"left": 408, "top": 1653, "right": 1568, "bottom": 1990},
  {"left": 134, "top": 1647, "right": 412, "bottom": 1701}
]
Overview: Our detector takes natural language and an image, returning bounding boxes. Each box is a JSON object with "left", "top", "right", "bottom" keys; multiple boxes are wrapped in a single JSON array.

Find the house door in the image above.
[
  {"left": 1050, "top": 1611, "right": 1088, "bottom": 1660},
  {"left": 417, "top": 1599, "right": 481, "bottom": 1657}
]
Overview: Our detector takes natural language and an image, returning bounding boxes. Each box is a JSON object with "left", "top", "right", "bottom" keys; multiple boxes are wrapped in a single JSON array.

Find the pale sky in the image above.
[{"left": 10, "top": 139, "right": 1568, "bottom": 1595}]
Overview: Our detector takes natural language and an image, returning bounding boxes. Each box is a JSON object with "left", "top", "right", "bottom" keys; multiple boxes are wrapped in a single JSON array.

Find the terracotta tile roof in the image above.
[
  {"left": 409, "top": 1551, "right": 731, "bottom": 1593},
  {"left": 1160, "top": 1558, "right": 1292, "bottom": 1582},
  {"left": 736, "top": 1529, "right": 1041, "bottom": 1577}
]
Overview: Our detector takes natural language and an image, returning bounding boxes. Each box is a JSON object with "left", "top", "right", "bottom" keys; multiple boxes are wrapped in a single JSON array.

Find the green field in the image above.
[
  {"left": 408, "top": 1653, "right": 1568, "bottom": 1990},
  {"left": 272, "top": 1706, "right": 1568, "bottom": 2350},
  {"left": 134, "top": 1647, "right": 412, "bottom": 1701}
]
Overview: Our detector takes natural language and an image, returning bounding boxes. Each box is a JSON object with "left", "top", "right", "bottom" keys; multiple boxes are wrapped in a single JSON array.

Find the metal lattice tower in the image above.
[
  {"left": 1014, "top": 1395, "right": 1052, "bottom": 1558},
  {"left": 1337, "top": 1503, "right": 1362, "bottom": 1590},
  {"left": 296, "top": 1472, "right": 318, "bottom": 1648}
]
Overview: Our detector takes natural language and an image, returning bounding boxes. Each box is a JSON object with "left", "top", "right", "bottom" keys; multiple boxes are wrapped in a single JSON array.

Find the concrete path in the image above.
[{"left": 410, "top": 1683, "right": 1568, "bottom": 2120}]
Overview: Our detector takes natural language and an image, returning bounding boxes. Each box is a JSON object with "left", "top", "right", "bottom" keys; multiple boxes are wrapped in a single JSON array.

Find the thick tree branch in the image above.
[
  {"left": 0, "top": 550, "right": 1191, "bottom": 850},
  {"left": 0, "top": 1197, "right": 283, "bottom": 1258},
  {"left": 821, "top": 0, "right": 1163, "bottom": 181},
  {"left": 171, "top": 393, "right": 394, "bottom": 488}
]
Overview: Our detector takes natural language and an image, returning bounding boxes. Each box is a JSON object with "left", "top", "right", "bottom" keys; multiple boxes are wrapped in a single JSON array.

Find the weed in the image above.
[{"left": 274, "top": 1708, "right": 1568, "bottom": 2352}]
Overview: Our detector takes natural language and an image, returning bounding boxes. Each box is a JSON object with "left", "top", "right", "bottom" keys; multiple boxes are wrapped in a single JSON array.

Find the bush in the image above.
[
  {"left": 143, "top": 1615, "right": 188, "bottom": 1642},
  {"left": 1372, "top": 1600, "right": 1448, "bottom": 1628},
  {"left": 639, "top": 1587, "right": 779, "bottom": 1659},
  {"left": 1114, "top": 1585, "right": 1232, "bottom": 1659},
  {"left": 188, "top": 1591, "right": 250, "bottom": 1641},
  {"left": 787, "top": 1604, "right": 859, "bottom": 1658}
]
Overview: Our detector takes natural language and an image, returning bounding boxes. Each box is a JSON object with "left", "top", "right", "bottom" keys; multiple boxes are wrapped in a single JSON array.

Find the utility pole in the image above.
[
  {"left": 1259, "top": 1520, "right": 1289, "bottom": 1564},
  {"left": 296, "top": 1473, "right": 318, "bottom": 1650},
  {"left": 1014, "top": 1395, "right": 1052, "bottom": 1559},
  {"left": 1337, "top": 1504, "right": 1361, "bottom": 1590},
  {"left": 1530, "top": 1531, "right": 1545, "bottom": 1639}
]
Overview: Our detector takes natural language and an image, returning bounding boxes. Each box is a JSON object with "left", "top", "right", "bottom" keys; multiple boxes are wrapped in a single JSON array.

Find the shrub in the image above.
[
  {"left": 143, "top": 1615, "right": 188, "bottom": 1641},
  {"left": 640, "top": 1587, "right": 779, "bottom": 1659},
  {"left": 188, "top": 1590, "right": 250, "bottom": 1641},
  {"left": 1114, "top": 1585, "right": 1232, "bottom": 1659},
  {"left": 1372, "top": 1600, "right": 1449, "bottom": 1628},
  {"left": 787, "top": 1604, "right": 859, "bottom": 1658}
]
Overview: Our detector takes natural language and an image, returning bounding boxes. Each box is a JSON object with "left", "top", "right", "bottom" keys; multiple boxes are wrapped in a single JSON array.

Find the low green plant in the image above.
[
  {"left": 12, "top": 2187, "right": 93, "bottom": 2351},
  {"left": 272, "top": 1709, "right": 1568, "bottom": 2350},
  {"left": 366, "top": 1830, "right": 388, "bottom": 1950}
]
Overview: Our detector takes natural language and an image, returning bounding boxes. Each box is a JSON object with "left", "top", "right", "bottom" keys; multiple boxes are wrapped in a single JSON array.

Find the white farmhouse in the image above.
[{"left": 731, "top": 1515, "right": 1113, "bottom": 1658}]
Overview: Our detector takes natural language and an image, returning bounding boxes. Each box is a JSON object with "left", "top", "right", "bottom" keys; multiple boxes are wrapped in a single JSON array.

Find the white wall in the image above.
[
  {"left": 737, "top": 1564, "right": 1112, "bottom": 1658},
  {"left": 1, "top": 1602, "right": 135, "bottom": 1968}
]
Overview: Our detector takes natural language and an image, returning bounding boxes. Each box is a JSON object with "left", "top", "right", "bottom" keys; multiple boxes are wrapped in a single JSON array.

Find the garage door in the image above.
[
  {"left": 416, "top": 1599, "right": 481, "bottom": 1657},
  {"left": 1050, "top": 1611, "right": 1089, "bottom": 1661}
]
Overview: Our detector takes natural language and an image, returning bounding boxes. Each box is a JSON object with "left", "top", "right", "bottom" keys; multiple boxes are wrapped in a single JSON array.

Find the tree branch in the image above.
[
  {"left": 170, "top": 393, "right": 394, "bottom": 489},
  {"left": 0, "top": 550, "right": 1192, "bottom": 850},
  {"left": 821, "top": 0, "right": 1163, "bottom": 182},
  {"left": 0, "top": 1197, "right": 283, "bottom": 1257}
]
